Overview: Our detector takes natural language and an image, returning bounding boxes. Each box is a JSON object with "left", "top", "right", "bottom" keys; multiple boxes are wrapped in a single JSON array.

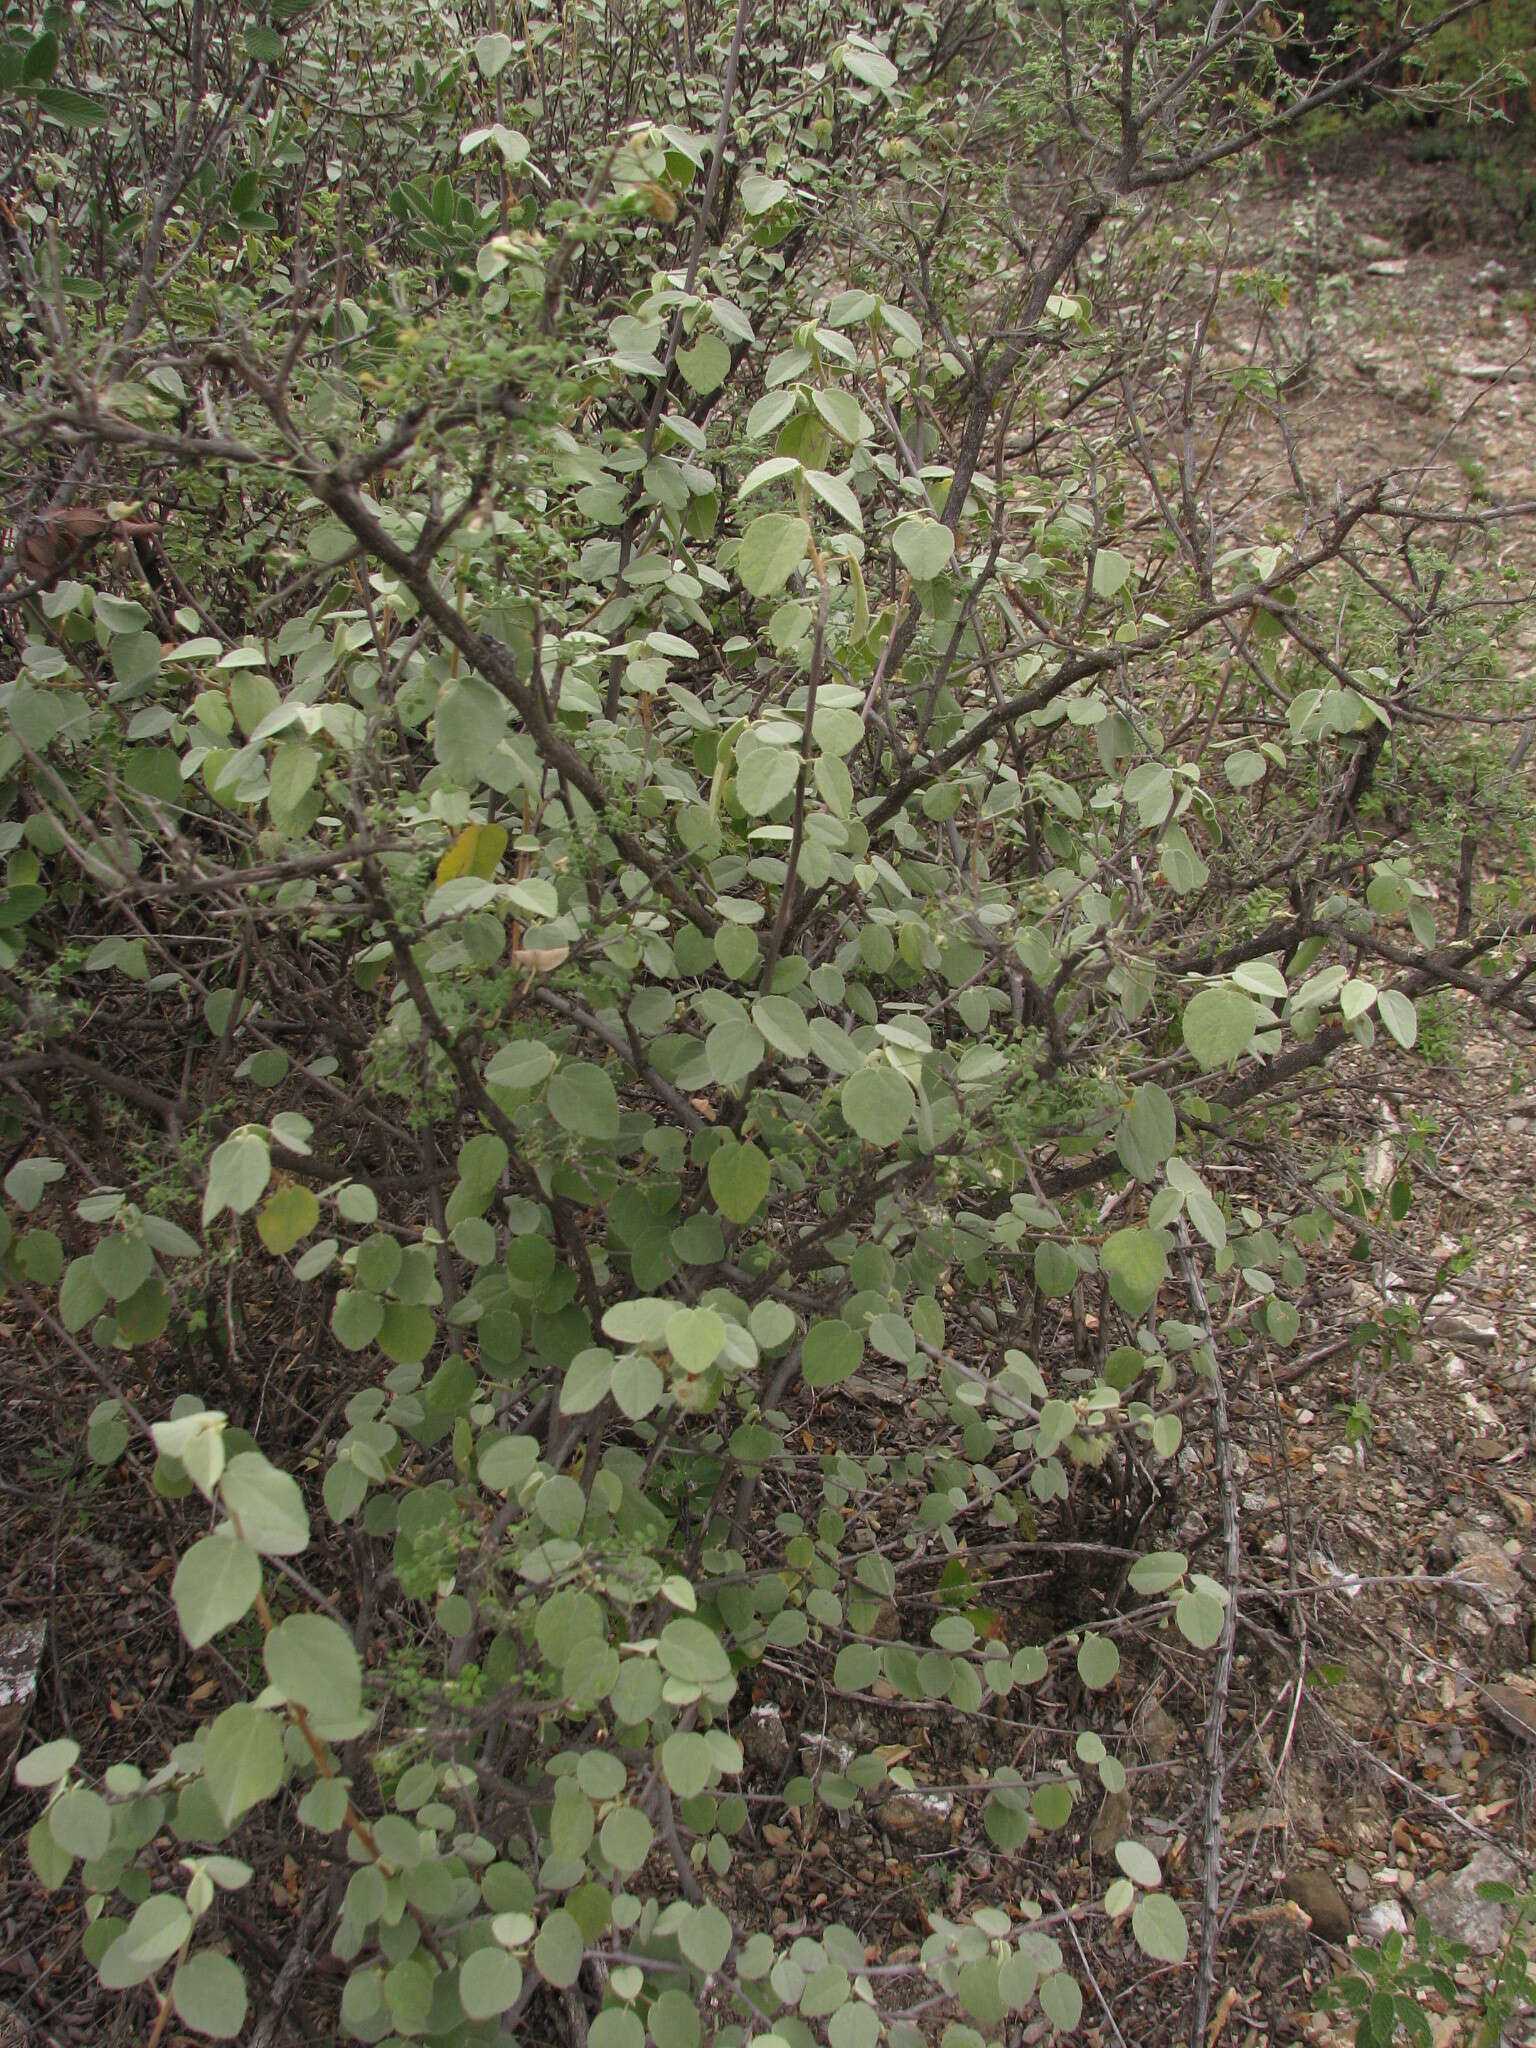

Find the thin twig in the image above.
[{"left": 247, "top": 1885, "right": 332, "bottom": 2048}]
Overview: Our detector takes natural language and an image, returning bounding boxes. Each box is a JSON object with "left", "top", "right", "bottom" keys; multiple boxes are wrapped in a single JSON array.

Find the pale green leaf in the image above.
[
  {"left": 171, "top": 1952, "right": 249, "bottom": 2038},
  {"left": 202, "top": 1132, "right": 270, "bottom": 1224},
  {"left": 1132, "top": 1891, "right": 1188, "bottom": 1962},
  {"left": 533, "top": 1909, "right": 584, "bottom": 1989},
  {"left": 805, "top": 469, "right": 862, "bottom": 531},
  {"left": 1176, "top": 1588, "right": 1226, "bottom": 1649},
  {"left": 708, "top": 1139, "right": 771, "bottom": 1222},
  {"left": 891, "top": 517, "right": 953, "bottom": 581},
  {"left": 1115, "top": 1838, "right": 1162, "bottom": 1888},
  {"left": 218, "top": 1453, "right": 309, "bottom": 1556},
  {"left": 1039, "top": 1971, "right": 1083, "bottom": 2032},
  {"left": 841, "top": 1065, "right": 914, "bottom": 1145},
  {"left": 15, "top": 1739, "right": 78, "bottom": 1789},
  {"left": 459, "top": 1947, "right": 523, "bottom": 2019},
  {"left": 1377, "top": 987, "right": 1417, "bottom": 1048},
  {"left": 737, "top": 513, "right": 810, "bottom": 597},
  {"left": 263, "top": 1614, "right": 362, "bottom": 1726},
  {"left": 203, "top": 1705, "right": 284, "bottom": 1826},
  {"left": 1076, "top": 1633, "right": 1120, "bottom": 1690},
  {"left": 735, "top": 745, "right": 800, "bottom": 816},
  {"left": 1092, "top": 548, "right": 1133, "bottom": 599},
  {"left": 98, "top": 1895, "right": 193, "bottom": 1990},
  {"left": 1181, "top": 986, "right": 1258, "bottom": 1071},
  {"left": 548, "top": 1062, "right": 620, "bottom": 1141},
  {"left": 172, "top": 1533, "right": 262, "bottom": 1648},
  {"left": 1100, "top": 1226, "right": 1169, "bottom": 1317}
]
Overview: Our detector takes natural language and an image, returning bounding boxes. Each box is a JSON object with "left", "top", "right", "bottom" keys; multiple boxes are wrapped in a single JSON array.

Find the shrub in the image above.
[{"left": 2, "top": 1, "right": 1530, "bottom": 2041}]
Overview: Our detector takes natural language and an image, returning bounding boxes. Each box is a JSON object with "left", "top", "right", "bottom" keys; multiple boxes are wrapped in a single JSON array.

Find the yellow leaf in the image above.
[
  {"left": 256, "top": 1183, "right": 319, "bottom": 1255},
  {"left": 436, "top": 822, "right": 508, "bottom": 885}
]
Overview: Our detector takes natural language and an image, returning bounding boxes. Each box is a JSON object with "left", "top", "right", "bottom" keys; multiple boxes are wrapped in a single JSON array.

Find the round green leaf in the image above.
[
  {"left": 666, "top": 1306, "right": 726, "bottom": 1372},
  {"left": 1266, "top": 1297, "right": 1301, "bottom": 1346},
  {"left": 1118, "top": 1082, "right": 1176, "bottom": 1182},
  {"left": 828, "top": 2002, "right": 881, "bottom": 2048},
  {"left": 354, "top": 1233, "right": 402, "bottom": 1293},
  {"left": 478, "top": 1433, "right": 539, "bottom": 1493},
  {"left": 1115, "top": 1839, "right": 1162, "bottom": 1888},
  {"left": 1127, "top": 1551, "right": 1187, "bottom": 1596},
  {"left": 657, "top": 1618, "right": 730, "bottom": 1685},
  {"left": 1032, "top": 1781, "right": 1075, "bottom": 1830},
  {"left": 1176, "top": 1588, "right": 1226, "bottom": 1649},
  {"left": 377, "top": 1300, "right": 435, "bottom": 1365},
  {"left": 648, "top": 1989, "right": 701, "bottom": 2048},
  {"left": 173, "top": 1534, "right": 262, "bottom": 1648},
  {"left": 840, "top": 1065, "right": 915, "bottom": 1146},
  {"left": 202, "top": 1131, "right": 271, "bottom": 1223},
  {"left": 1181, "top": 986, "right": 1258, "bottom": 1070},
  {"left": 486, "top": 1039, "right": 556, "bottom": 1092},
  {"left": 802, "top": 1318, "right": 862, "bottom": 1388},
  {"left": 834, "top": 1644, "right": 880, "bottom": 1692},
  {"left": 957, "top": 1957, "right": 1006, "bottom": 2025},
  {"left": 434, "top": 672, "right": 509, "bottom": 787},
  {"left": 714, "top": 921, "right": 760, "bottom": 979},
  {"left": 533, "top": 1588, "right": 604, "bottom": 1664},
  {"left": 1039, "top": 1971, "right": 1083, "bottom": 2032},
  {"left": 601, "top": 1297, "right": 672, "bottom": 1344},
  {"left": 263, "top": 1614, "right": 362, "bottom": 1726},
  {"left": 114, "top": 1275, "right": 171, "bottom": 1347},
  {"left": 708, "top": 1139, "right": 771, "bottom": 1222},
  {"left": 737, "top": 512, "right": 810, "bottom": 597},
  {"left": 91, "top": 1232, "right": 153, "bottom": 1301},
  {"left": 62, "top": 1259, "right": 109, "bottom": 1335},
  {"left": 1092, "top": 548, "right": 1133, "bottom": 600},
  {"left": 171, "top": 1952, "right": 249, "bottom": 2038},
  {"left": 751, "top": 995, "right": 812, "bottom": 1058},
  {"left": 678, "top": 332, "right": 731, "bottom": 395},
  {"left": 705, "top": 1018, "right": 764, "bottom": 1089},
  {"left": 533, "top": 1908, "right": 584, "bottom": 1989},
  {"left": 801, "top": 1965, "right": 850, "bottom": 2018},
  {"left": 662, "top": 1731, "right": 713, "bottom": 1798},
  {"left": 111, "top": 630, "right": 161, "bottom": 688},
  {"left": 735, "top": 745, "right": 801, "bottom": 816},
  {"left": 560, "top": 1348, "right": 613, "bottom": 1414},
  {"left": 49, "top": 1786, "right": 111, "bottom": 1860},
  {"left": 331, "top": 1287, "right": 383, "bottom": 1352},
  {"left": 1132, "top": 1891, "right": 1188, "bottom": 1963},
  {"left": 1377, "top": 986, "right": 1417, "bottom": 1048},
  {"left": 591, "top": 2012, "right": 645, "bottom": 2048},
  {"left": 535, "top": 1475, "right": 585, "bottom": 1536},
  {"left": 459, "top": 1946, "right": 523, "bottom": 2020},
  {"left": 749, "top": 1299, "right": 797, "bottom": 1350},
  {"left": 203, "top": 1705, "right": 284, "bottom": 1825},
  {"left": 15, "top": 1739, "right": 79, "bottom": 1789},
  {"left": 1100, "top": 1226, "right": 1169, "bottom": 1317},
  {"left": 1076, "top": 1632, "right": 1120, "bottom": 1690},
  {"left": 548, "top": 1062, "right": 620, "bottom": 1141},
  {"left": 611, "top": 1352, "right": 663, "bottom": 1419},
  {"left": 600, "top": 1806, "right": 654, "bottom": 1876},
  {"left": 218, "top": 1453, "right": 309, "bottom": 1556},
  {"left": 892, "top": 517, "right": 954, "bottom": 581},
  {"left": 98, "top": 1895, "right": 193, "bottom": 1990},
  {"left": 1035, "top": 1240, "right": 1077, "bottom": 1298}
]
